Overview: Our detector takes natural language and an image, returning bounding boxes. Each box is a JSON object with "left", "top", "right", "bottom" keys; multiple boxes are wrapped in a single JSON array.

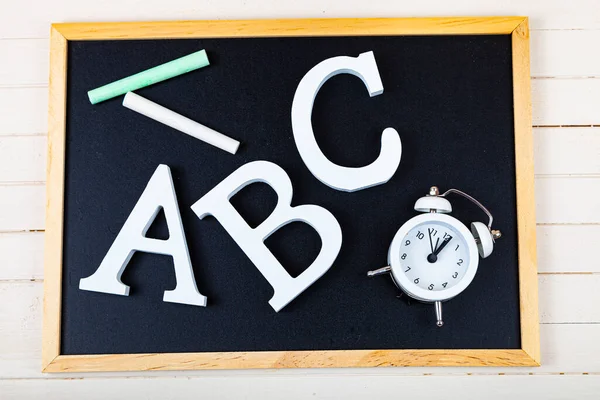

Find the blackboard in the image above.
[{"left": 43, "top": 18, "right": 540, "bottom": 372}]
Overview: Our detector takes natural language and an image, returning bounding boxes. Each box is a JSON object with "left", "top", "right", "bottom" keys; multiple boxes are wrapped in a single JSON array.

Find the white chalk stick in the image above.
[{"left": 123, "top": 92, "right": 240, "bottom": 155}]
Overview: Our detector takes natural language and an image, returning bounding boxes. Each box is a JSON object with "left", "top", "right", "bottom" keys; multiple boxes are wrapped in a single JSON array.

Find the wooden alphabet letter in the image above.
[
  {"left": 291, "top": 51, "right": 402, "bottom": 192},
  {"left": 79, "top": 164, "right": 207, "bottom": 307},
  {"left": 191, "top": 160, "right": 342, "bottom": 311}
]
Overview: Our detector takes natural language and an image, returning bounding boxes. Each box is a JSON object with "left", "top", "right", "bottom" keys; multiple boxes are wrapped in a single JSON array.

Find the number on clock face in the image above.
[{"left": 399, "top": 222, "right": 469, "bottom": 291}]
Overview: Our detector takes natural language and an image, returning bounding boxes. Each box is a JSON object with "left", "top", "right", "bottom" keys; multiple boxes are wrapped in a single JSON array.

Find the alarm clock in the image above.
[{"left": 367, "top": 186, "right": 502, "bottom": 327}]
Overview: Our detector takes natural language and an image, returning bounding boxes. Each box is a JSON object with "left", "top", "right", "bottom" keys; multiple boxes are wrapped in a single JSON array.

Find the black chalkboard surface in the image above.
[{"left": 43, "top": 18, "right": 539, "bottom": 372}]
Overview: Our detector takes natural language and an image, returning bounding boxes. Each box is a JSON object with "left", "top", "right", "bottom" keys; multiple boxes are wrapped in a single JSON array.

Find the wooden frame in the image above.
[{"left": 43, "top": 17, "right": 539, "bottom": 372}]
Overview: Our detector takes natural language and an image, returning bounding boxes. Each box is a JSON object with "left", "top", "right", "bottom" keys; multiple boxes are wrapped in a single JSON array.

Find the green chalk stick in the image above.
[{"left": 87, "top": 50, "right": 209, "bottom": 104}]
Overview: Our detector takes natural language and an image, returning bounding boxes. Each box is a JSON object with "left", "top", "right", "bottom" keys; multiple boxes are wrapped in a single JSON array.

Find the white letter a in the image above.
[{"left": 79, "top": 164, "right": 207, "bottom": 307}]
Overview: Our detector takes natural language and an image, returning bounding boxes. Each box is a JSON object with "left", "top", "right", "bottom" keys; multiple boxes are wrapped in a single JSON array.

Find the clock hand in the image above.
[
  {"left": 427, "top": 236, "right": 451, "bottom": 263},
  {"left": 428, "top": 238, "right": 441, "bottom": 263},
  {"left": 433, "top": 236, "right": 452, "bottom": 256},
  {"left": 428, "top": 228, "right": 434, "bottom": 253}
]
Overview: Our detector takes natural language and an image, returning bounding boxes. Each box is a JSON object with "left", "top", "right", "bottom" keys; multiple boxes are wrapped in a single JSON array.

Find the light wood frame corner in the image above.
[{"left": 43, "top": 17, "right": 539, "bottom": 373}]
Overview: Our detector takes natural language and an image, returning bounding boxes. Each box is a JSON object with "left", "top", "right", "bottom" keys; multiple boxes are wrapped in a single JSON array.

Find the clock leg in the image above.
[
  {"left": 435, "top": 301, "right": 444, "bottom": 327},
  {"left": 366, "top": 266, "right": 392, "bottom": 277}
]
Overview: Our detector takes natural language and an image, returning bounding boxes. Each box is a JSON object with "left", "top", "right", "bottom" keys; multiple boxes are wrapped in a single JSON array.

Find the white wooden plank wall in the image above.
[{"left": 0, "top": 1, "right": 599, "bottom": 398}]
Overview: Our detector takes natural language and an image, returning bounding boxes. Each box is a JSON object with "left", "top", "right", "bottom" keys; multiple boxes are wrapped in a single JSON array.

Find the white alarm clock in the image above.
[{"left": 368, "top": 186, "right": 502, "bottom": 327}]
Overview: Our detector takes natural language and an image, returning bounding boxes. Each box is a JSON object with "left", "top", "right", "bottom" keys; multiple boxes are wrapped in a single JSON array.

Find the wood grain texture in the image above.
[
  {"left": 530, "top": 30, "right": 600, "bottom": 77},
  {"left": 539, "top": 275, "right": 600, "bottom": 323},
  {"left": 533, "top": 128, "right": 600, "bottom": 176},
  {"left": 4, "top": 0, "right": 600, "bottom": 39},
  {"left": 2, "top": 375, "right": 600, "bottom": 400},
  {"left": 532, "top": 78, "right": 600, "bottom": 126},
  {"left": 41, "top": 27, "right": 67, "bottom": 371},
  {"left": 537, "top": 225, "right": 600, "bottom": 273},
  {"left": 0, "top": 136, "right": 47, "bottom": 182},
  {"left": 0, "top": 88, "right": 47, "bottom": 135},
  {"left": 44, "top": 350, "right": 537, "bottom": 372},
  {"left": 52, "top": 17, "right": 526, "bottom": 40},
  {"left": 0, "top": 232, "right": 44, "bottom": 280},
  {"left": 535, "top": 177, "right": 600, "bottom": 224},
  {"left": 511, "top": 18, "right": 540, "bottom": 365},
  {"left": 0, "top": 185, "right": 45, "bottom": 231},
  {"left": 0, "top": 40, "right": 49, "bottom": 87}
]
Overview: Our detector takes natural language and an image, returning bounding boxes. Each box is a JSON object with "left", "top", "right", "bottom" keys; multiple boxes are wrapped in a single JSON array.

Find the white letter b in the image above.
[{"left": 191, "top": 161, "right": 342, "bottom": 311}]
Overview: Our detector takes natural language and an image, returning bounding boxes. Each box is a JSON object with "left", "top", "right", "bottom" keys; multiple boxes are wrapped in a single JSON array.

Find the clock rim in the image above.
[{"left": 387, "top": 213, "right": 479, "bottom": 302}]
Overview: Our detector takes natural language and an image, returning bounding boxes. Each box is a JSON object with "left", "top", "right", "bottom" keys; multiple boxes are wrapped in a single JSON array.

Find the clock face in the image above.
[
  {"left": 399, "top": 221, "right": 470, "bottom": 292},
  {"left": 388, "top": 213, "right": 479, "bottom": 302}
]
